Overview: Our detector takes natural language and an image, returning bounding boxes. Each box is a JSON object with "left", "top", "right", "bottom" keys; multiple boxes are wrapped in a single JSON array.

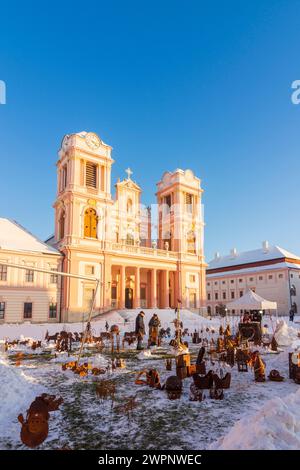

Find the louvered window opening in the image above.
[{"left": 86, "top": 162, "right": 97, "bottom": 188}]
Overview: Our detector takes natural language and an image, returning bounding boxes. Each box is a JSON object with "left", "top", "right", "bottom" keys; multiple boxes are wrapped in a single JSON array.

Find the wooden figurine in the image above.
[
  {"left": 212, "top": 372, "right": 231, "bottom": 389},
  {"left": 18, "top": 394, "right": 63, "bottom": 448},
  {"left": 249, "top": 351, "right": 266, "bottom": 382},
  {"left": 268, "top": 369, "right": 284, "bottom": 382},
  {"left": 164, "top": 375, "right": 183, "bottom": 400},
  {"left": 189, "top": 384, "right": 205, "bottom": 402}
]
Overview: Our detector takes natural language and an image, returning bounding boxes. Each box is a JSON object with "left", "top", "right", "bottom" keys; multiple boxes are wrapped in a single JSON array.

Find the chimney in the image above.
[
  {"left": 262, "top": 240, "right": 269, "bottom": 253},
  {"left": 230, "top": 248, "right": 237, "bottom": 258},
  {"left": 214, "top": 252, "right": 220, "bottom": 260}
]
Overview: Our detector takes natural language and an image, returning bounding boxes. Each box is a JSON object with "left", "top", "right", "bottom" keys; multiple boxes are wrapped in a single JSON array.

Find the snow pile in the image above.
[
  {"left": 274, "top": 320, "right": 299, "bottom": 346},
  {"left": 117, "top": 308, "right": 220, "bottom": 333},
  {"left": 0, "top": 354, "right": 43, "bottom": 443},
  {"left": 210, "top": 388, "right": 300, "bottom": 450},
  {"left": 137, "top": 349, "right": 161, "bottom": 360}
]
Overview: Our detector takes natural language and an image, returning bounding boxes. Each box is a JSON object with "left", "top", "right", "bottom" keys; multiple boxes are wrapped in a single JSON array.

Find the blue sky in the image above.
[{"left": 0, "top": 0, "right": 300, "bottom": 261}]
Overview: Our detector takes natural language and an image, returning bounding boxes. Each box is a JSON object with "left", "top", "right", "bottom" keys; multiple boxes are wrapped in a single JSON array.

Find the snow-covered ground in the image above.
[
  {"left": 0, "top": 308, "right": 219, "bottom": 342},
  {"left": 0, "top": 310, "right": 300, "bottom": 450}
]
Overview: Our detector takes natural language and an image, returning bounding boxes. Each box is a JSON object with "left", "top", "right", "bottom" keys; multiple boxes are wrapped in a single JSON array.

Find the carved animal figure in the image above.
[
  {"left": 212, "top": 372, "right": 231, "bottom": 389},
  {"left": 122, "top": 331, "right": 137, "bottom": 348},
  {"left": 164, "top": 375, "right": 183, "bottom": 400},
  {"left": 45, "top": 331, "right": 59, "bottom": 342},
  {"left": 189, "top": 384, "right": 205, "bottom": 402},
  {"left": 135, "top": 369, "right": 162, "bottom": 389},
  {"left": 192, "top": 370, "right": 214, "bottom": 390}
]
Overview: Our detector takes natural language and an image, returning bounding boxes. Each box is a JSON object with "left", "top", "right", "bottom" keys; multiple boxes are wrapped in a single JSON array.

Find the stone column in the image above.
[
  {"left": 199, "top": 266, "right": 206, "bottom": 308},
  {"left": 120, "top": 265, "right": 125, "bottom": 309},
  {"left": 150, "top": 269, "right": 157, "bottom": 308},
  {"left": 163, "top": 270, "right": 169, "bottom": 308},
  {"left": 134, "top": 266, "right": 140, "bottom": 309},
  {"left": 174, "top": 269, "right": 180, "bottom": 307}
]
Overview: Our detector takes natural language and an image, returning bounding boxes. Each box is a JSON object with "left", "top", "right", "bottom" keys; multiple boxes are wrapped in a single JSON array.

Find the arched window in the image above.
[
  {"left": 126, "top": 232, "right": 134, "bottom": 246},
  {"left": 207, "top": 306, "right": 211, "bottom": 315},
  {"left": 127, "top": 198, "right": 133, "bottom": 214},
  {"left": 187, "top": 231, "right": 196, "bottom": 254},
  {"left": 84, "top": 208, "right": 98, "bottom": 238},
  {"left": 59, "top": 210, "right": 65, "bottom": 240}
]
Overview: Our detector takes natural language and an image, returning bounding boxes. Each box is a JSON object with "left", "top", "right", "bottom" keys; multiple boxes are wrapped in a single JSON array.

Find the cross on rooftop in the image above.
[{"left": 125, "top": 167, "right": 133, "bottom": 180}]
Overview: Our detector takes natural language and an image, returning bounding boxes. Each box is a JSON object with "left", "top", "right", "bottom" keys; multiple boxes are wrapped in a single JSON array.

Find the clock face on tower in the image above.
[{"left": 85, "top": 132, "right": 101, "bottom": 150}]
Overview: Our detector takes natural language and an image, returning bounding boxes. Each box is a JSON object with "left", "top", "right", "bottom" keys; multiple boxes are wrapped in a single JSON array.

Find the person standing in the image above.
[
  {"left": 148, "top": 313, "right": 161, "bottom": 347},
  {"left": 289, "top": 309, "right": 295, "bottom": 322},
  {"left": 135, "top": 311, "right": 146, "bottom": 350}
]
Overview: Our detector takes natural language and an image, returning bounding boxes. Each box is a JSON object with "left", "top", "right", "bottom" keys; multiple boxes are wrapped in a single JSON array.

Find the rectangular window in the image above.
[
  {"left": 207, "top": 282, "right": 210, "bottom": 286},
  {"left": 239, "top": 278, "right": 243, "bottom": 283},
  {"left": 50, "top": 269, "right": 58, "bottom": 284},
  {"left": 259, "top": 276, "right": 263, "bottom": 281},
  {"left": 279, "top": 274, "right": 283, "bottom": 279},
  {"left": 230, "top": 279, "right": 234, "bottom": 284},
  {"left": 62, "top": 165, "right": 67, "bottom": 190},
  {"left": 189, "top": 274, "right": 196, "bottom": 283},
  {"left": 85, "top": 265, "right": 95, "bottom": 276},
  {"left": 207, "top": 293, "right": 211, "bottom": 300},
  {"left": 214, "top": 281, "right": 218, "bottom": 286},
  {"left": 25, "top": 270, "right": 34, "bottom": 283},
  {"left": 222, "top": 292, "right": 226, "bottom": 300},
  {"left": 24, "top": 302, "right": 32, "bottom": 319},
  {"left": 165, "top": 194, "right": 171, "bottom": 208},
  {"left": 111, "top": 285, "right": 117, "bottom": 300},
  {"left": 240, "top": 291, "right": 243, "bottom": 297},
  {"left": 222, "top": 280, "right": 226, "bottom": 285},
  {"left": 86, "top": 162, "right": 97, "bottom": 188},
  {"left": 0, "top": 302, "right": 5, "bottom": 319},
  {"left": 49, "top": 303, "right": 57, "bottom": 319},
  {"left": 0, "top": 264, "right": 7, "bottom": 281},
  {"left": 215, "top": 293, "right": 218, "bottom": 300},
  {"left": 185, "top": 193, "right": 193, "bottom": 213},
  {"left": 249, "top": 277, "right": 254, "bottom": 282},
  {"left": 268, "top": 275, "right": 273, "bottom": 280},
  {"left": 231, "top": 291, "right": 235, "bottom": 299}
]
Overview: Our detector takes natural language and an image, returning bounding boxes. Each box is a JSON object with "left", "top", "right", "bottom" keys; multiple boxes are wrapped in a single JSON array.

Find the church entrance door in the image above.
[{"left": 125, "top": 288, "right": 133, "bottom": 309}]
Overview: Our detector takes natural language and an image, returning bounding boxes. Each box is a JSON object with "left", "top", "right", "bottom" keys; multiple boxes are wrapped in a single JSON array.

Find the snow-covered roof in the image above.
[
  {"left": 0, "top": 218, "right": 60, "bottom": 256},
  {"left": 208, "top": 243, "right": 300, "bottom": 271},
  {"left": 206, "top": 261, "right": 300, "bottom": 278}
]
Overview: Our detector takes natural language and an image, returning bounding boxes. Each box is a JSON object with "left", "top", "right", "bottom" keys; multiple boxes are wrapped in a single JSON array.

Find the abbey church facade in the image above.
[{"left": 0, "top": 131, "right": 207, "bottom": 323}]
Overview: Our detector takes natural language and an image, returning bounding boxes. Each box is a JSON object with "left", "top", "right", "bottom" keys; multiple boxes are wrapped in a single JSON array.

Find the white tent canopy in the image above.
[{"left": 226, "top": 289, "right": 277, "bottom": 310}]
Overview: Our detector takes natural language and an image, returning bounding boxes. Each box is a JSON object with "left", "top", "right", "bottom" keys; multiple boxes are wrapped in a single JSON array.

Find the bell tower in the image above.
[
  {"left": 53, "top": 131, "right": 114, "bottom": 321},
  {"left": 156, "top": 169, "right": 204, "bottom": 257},
  {"left": 156, "top": 169, "right": 206, "bottom": 310}
]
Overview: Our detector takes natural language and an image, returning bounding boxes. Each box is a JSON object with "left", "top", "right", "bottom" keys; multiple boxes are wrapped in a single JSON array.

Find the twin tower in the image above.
[{"left": 53, "top": 131, "right": 206, "bottom": 321}]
